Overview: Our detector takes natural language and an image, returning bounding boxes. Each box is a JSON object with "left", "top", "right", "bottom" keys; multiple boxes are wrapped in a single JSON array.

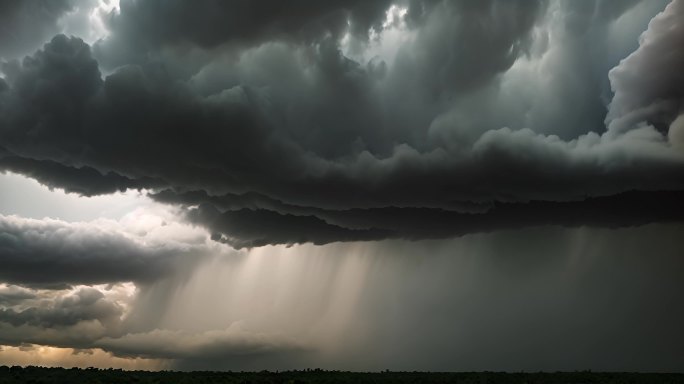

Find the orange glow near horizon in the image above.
[{"left": 0, "top": 344, "right": 166, "bottom": 370}]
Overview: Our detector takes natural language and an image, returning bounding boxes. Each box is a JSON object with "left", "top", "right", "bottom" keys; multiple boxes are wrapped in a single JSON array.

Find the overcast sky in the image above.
[{"left": 0, "top": 0, "right": 683, "bottom": 372}]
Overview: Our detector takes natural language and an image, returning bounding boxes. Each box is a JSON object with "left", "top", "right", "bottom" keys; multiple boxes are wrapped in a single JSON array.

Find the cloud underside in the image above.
[
  {"left": 1, "top": 0, "right": 683, "bottom": 248},
  {"left": 162, "top": 189, "right": 684, "bottom": 248}
]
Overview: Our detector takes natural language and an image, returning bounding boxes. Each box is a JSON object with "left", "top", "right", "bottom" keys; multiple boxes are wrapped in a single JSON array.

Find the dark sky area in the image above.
[{"left": 0, "top": 0, "right": 683, "bottom": 372}]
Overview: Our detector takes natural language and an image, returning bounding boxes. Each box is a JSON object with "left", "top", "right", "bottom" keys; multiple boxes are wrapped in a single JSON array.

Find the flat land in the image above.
[{"left": 1, "top": 367, "right": 683, "bottom": 384}]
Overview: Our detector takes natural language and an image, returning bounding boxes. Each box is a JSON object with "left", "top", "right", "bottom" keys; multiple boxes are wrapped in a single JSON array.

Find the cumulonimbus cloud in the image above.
[{"left": 0, "top": 1, "right": 683, "bottom": 248}]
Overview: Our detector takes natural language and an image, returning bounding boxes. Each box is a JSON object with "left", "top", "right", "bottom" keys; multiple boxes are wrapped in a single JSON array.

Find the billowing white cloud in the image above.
[{"left": 607, "top": 0, "right": 684, "bottom": 134}]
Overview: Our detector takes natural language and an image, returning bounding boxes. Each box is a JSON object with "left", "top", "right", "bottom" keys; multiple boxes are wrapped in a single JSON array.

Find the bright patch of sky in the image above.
[
  {"left": 0, "top": 171, "right": 155, "bottom": 222},
  {"left": 58, "top": 0, "right": 120, "bottom": 45},
  {"left": 340, "top": 4, "right": 414, "bottom": 67}
]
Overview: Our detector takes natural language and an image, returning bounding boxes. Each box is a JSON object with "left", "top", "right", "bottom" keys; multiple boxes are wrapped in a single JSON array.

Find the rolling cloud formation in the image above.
[{"left": 0, "top": 0, "right": 683, "bottom": 247}]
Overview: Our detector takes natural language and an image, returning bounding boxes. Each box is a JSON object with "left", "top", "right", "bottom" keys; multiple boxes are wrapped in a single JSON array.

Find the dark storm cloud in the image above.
[
  {"left": 0, "top": 35, "right": 304, "bottom": 192},
  {"left": 157, "top": 189, "right": 684, "bottom": 248},
  {"left": 188, "top": 204, "right": 391, "bottom": 248},
  {"left": 0, "top": 155, "right": 162, "bottom": 196},
  {"left": 111, "top": 0, "right": 392, "bottom": 45},
  {"left": 0, "top": 0, "right": 74, "bottom": 60},
  {"left": 95, "top": 0, "right": 394, "bottom": 69},
  {"left": 420, "top": 0, "right": 668, "bottom": 142},
  {"left": 0, "top": 214, "right": 199, "bottom": 286},
  {"left": 390, "top": 1, "right": 544, "bottom": 98},
  {"left": 4, "top": 1, "right": 684, "bottom": 371},
  {"left": 0, "top": 1, "right": 683, "bottom": 247}
]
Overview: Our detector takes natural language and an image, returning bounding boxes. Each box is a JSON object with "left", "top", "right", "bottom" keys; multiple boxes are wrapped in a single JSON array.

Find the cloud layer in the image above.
[
  {"left": 0, "top": 212, "right": 205, "bottom": 286},
  {"left": 1, "top": 0, "right": 683, "bottom": 246}
]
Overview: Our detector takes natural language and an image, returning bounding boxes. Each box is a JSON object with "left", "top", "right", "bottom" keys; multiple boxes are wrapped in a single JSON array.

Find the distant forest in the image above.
[{"left": 1, "top": 366, "right": 683, "bottom": 384}]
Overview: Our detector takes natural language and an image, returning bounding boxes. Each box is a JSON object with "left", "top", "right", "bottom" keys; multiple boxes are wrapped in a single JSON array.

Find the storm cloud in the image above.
[
  {"left": 0, "top": 285, "right": 127, "bottom": 349},
  {"left": 1, "top": 1, "right": 683, "bottom": 247},
  {"left": 0, "top": 0, "right": 74, "bottom": 60},
  {"left": 607, "top": 0, "right": 684, "bottom": 134},
  {"left": 1, "top": 1, "right": 684, "bottom": 371},
  {"left": 95, "top": 0, "right": 395, "bottom": 67}
]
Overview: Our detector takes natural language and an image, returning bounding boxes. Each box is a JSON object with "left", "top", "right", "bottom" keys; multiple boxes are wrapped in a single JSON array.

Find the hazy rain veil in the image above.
[
  {"left": 1, "top": 0, "right": 684, "bottom": 372},
  {"left": 103, "top": 224, "right": 684, "bottom": 371}
]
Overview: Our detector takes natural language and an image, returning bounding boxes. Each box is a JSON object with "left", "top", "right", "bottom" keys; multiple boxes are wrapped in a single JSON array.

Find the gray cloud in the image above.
[
  {"left": 94, "top": 0, "right": 394, "bottom": 70},
  {"left": 390, "top": 1, "right": 544, "bottom": 100},
  {"left": 422, "top": 0, "right": 669, "bottom": 144},
  {"left": 607, "top": 0, "right": 684, "bottom": 134},
  {"left": 0, "top": 155, "right": 163, "bottom": 196},
  {"left": 0, "top": 1, "right": 682, "bottom": 248},
  {"left": 0, "top": 285, "right": 36, "bottom": 306},
  {"left": 0, "top": 288, "right": 121, "bottom": 329},
  {"left": 191, "top": 204, "right": 391, "bottom": 249},
  {"left": 0, "top": 287, "right": 125, "bottom": 349},
  {"left": 0, "top": 0, "right": 74, "bottom": 61},
  {"left": 0, "top": 214, "right": 204, "bottom": 286},
  {"left": 169, "top": 189, "right": 684, "bottom": 248},
  {"left": 2, "top": 1, "right": 684, "bottom": 372}
]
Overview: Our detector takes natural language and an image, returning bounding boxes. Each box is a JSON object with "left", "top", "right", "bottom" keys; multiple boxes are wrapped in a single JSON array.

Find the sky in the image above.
[{"left": 0, "top": 0, "right": 683, "bottom": 372}]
